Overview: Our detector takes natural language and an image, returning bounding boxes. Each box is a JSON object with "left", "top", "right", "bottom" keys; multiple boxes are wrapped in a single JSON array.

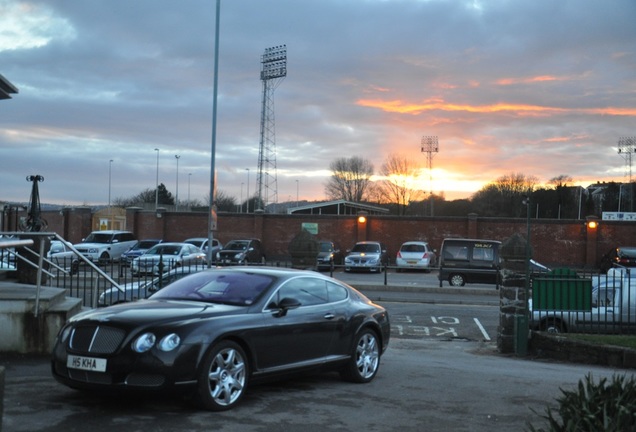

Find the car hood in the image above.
[
  {"left": 74, "top": 242, "right": 107, "bottom": 249},
  {"left": 347, "top": 252, "right": 380, "bottom": 258},
  {"left": 72, "top": 300, "right": 242, "bottom": 325}
]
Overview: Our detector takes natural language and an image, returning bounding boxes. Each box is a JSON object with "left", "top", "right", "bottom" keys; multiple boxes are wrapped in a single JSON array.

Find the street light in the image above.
[
  {"left": 296, "top": 179, "right": 299, "bottom": 208},
  {"left": 240, "top": 182, "right": 244, "bottom": 213},
  {"left": 154, "top": 148, "right": 159, "bottom": 210},
  {"left": 108, "top": 159, "right": 113, "bottom": 229},
  {"left": 245, "top": 168, "right": 250, "bottom": 213},
  {"left": 175, "top": 154, "right": 180, "bottom": 211},
  {"left": 188, "top": 173, "right": 192, "bottom": 206}
]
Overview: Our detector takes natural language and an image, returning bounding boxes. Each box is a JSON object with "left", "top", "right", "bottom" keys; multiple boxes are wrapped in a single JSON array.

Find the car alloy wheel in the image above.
[
  {"left": 449, "top": 274, "right": 465, "bottom": 287},
  {"left": 196, "top": 340, "right": 248, "bottom": 411},
  {"left": 341, "top": 329, "right": 380, "bottom": 383}
]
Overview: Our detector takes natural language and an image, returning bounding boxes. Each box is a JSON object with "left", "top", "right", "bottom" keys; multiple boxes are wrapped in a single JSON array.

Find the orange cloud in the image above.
[
  {"left": 496, "top": 75, "right": 565, "bottom": 85},
  {"left": 356, "top": 98, "right": 636, "bottom": 117}
]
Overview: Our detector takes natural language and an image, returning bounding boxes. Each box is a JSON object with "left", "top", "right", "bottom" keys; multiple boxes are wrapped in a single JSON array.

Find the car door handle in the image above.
[{"left": 324, "top": 313, "right": 335, "bottom": 320}]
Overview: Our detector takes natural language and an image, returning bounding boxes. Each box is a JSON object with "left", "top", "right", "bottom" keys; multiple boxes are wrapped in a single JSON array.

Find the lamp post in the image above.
[
  {"left": 175, "top": 154, "right": 180, "bottom": 211},
  {"left": 296, "top": 179, "right": 299, "bottom": 208},
  {"left": 108, "top": 159, "right": 113, "bottom": 229},
  {"left": 207, "top": 0, "right": 221, "bottom": 268},
  {"left": 154, "top": 148, "right": 159, "bottom": 210},
  {"left": 245, "top": 168, "right": 250, "bottom": 213},
  {"left": 188, "top": 173, "right": 192, "bottom": 207},
  {"left": 240, "top": 182, "right": 244, "bottom": 213}
]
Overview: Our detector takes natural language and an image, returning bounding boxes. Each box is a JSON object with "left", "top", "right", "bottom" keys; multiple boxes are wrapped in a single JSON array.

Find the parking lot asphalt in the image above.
[{"left": 0, "top": 279, "right": 498, "bottom": 432}]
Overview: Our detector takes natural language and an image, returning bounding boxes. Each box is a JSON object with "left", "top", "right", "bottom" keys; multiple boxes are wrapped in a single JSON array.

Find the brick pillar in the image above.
[
  {"left": 467, "top": 213, "right": 478, "bottom": 238},
  {"left": 585, "top": 216, "right": 599, "bottom": 268}
]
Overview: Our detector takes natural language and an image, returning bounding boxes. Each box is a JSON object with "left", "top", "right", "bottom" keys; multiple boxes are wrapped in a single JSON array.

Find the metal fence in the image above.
[{"left": 530, "top": 267, "right": 636, "bottom": 334}]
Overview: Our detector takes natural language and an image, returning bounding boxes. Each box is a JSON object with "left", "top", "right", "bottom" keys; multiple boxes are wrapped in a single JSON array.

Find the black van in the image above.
[{"left": 438, "top": 238, "right": 501, "bottom": 287}]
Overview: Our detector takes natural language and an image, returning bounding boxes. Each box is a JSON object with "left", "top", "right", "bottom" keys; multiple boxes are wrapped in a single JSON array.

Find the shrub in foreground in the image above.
[{"left": 527, "top": 373, "right": 636, "bottom": 432}]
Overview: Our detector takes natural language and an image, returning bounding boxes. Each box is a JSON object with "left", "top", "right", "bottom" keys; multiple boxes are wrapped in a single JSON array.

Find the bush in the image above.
[{"left": 527, "top": 374, "right": 636, "bottom": 432}]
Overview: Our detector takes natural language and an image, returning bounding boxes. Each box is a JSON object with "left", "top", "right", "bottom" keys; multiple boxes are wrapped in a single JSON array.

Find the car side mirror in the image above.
[{"left": 271, "top": 297, "right": 301, "bottom": 317}]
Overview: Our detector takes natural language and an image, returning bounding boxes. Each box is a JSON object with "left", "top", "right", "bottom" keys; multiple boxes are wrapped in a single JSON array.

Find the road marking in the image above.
[{"left": 473, "top": 317, "right": 491, "bottom": 341}]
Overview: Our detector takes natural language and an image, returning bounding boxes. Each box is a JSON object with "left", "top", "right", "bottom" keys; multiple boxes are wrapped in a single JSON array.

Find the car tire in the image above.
[
  {"left": 449, "top": 274, "right": 465, "bottom": 287},
  {"left": 98, "top": 252, "right": 111, "bottom": 266},
  {"left": 194, "top": 340, "right": 249, "bottom": 411},
  {"left": 340, "top": 328, "right": 380, "bottom": 384},
  {"left": 541, "top": 318, "right": 564, "bottom": 334}
]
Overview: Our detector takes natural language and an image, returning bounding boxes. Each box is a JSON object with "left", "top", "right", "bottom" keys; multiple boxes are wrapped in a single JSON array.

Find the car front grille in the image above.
[{"left": 69, "top": 325, "right": 126, "bottom": 354}]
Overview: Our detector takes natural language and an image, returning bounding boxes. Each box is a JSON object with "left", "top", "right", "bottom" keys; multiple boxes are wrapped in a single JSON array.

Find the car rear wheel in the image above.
[
  {"left": 449, "top": 274, "right": 465, "bottom": 287},
  {"left": 541, "top": 319, "right": 564, "bottom": 334},
  {"left": 195, "top": 341, "right": 248, "bottom": 411},
  {"left": 341, "top": 329, "right": 380, "bottom": 383}
]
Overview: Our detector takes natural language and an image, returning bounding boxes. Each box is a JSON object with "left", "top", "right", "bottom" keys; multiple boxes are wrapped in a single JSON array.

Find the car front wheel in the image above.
[
  {"left": 449, "top": 274, "right": 465, "bottom": 287},
  {"left": 341, "top": 329, "right": 380, "bottom": 383},
  {"left": 195, "top": 341, "right": 249, "bottom": 411}
]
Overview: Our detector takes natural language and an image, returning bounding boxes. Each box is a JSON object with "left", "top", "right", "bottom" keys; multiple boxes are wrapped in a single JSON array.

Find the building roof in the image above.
[
  {"left": 287, "top": 199, "right": 390, "bottom": 215},
  {"left": 0, "top": 74, "right": 18, "bottom": 100}
]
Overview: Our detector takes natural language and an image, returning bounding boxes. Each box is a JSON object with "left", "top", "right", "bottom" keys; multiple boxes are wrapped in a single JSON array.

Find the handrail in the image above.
[{"left": 0, "top": 231, "right": 123, "bottom": 316}]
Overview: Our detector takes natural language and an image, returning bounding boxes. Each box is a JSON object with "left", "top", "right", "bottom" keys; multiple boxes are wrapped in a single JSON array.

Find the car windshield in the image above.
[
  {"left": 150, "top": 271, "right": 274, "bottom": 306},
  {"left": 83, "top": 233, "right": 112, "bottom": 243},
  {"left": 352, "top": 243, "right": 380, "bottom": 253},
  {"left": 225, "top": 241, "right": 249, "bottom": 251},
  {"left": 147, "top": 245, "right": 182, "bottom": 256},
  {"left": 320, "top": 242, "right": 334, "bottom": 252},
  {"left": 135, "top": 240, "right": 159, "bottom": 250},
  {"left": 619, "top": 248, "right": 636, "bottom": 258}
]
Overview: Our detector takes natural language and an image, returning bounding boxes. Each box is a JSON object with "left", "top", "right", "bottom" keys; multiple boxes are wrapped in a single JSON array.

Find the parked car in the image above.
[
  {"left": 47, "top": 240, "right": 79, "bottom": 274},
  {"left": 98, "top": 266, "right": 203, "bottom": 307},
  {"left": 216, "top": 239, "right": 265, "bottom": 265},
  {"left": 395, "top": 241, "right": 437, "bottom": 272},
  {"left": 121, "top": 239, "right": 163, "bottom": 268},
  {"left": 51, "top": 267, "right": 391, "bottom": 411},
  {"left": 344, "top": 241, "right": 389, "bottom": 273},
  {"left": 316, "top": 240, "right": 343, "bottom": 270},
  {"left": 73, "top": 230, "right": 137, "bottom": 264},
  {"left": 438, "top": 238, "right": 502, "bottom": 287},
  {"left": 184, "top": 237, "right": 223, "bottom": 256},
  {"left": 599, "top": 246, "right": 636, "bottom": 273},
  {"left": 531, "top": 268, "right": 636, "bottom": 334},
  {"left": 130, "top": 242, "right": 206, "bottom": 276}
]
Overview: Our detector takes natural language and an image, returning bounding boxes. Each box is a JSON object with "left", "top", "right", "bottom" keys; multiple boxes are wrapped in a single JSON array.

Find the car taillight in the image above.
[{"left": 397, "top": 252, "right": 402, "bottom": 258}]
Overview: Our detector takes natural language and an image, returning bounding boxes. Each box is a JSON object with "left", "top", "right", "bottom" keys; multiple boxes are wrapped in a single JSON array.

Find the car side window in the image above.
[
  {"left": 276, "top": 277, "right": 329, "bottom": 307},
  {"left": 327, "top": 281, "right": 348, "bottom": 302}
]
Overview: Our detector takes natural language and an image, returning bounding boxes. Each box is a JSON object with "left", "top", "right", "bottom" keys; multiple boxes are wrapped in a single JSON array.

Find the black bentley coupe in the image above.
[{"left": 51, "top": 267, "right": 390, "bottom": 411}]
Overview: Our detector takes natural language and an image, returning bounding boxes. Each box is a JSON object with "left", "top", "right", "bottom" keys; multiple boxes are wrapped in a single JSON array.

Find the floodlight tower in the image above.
[
  {"left": 618, "top": 137, "right": 636, "bottom": 182},
  {"left": 618, "top": 137, "right": 636, "bottom": 212},
  {"left": 256, "top": 45, "right": 287, "bottom": 211},
  {"left": 421, "top": 136, "right": 439, "bottom": 216}
]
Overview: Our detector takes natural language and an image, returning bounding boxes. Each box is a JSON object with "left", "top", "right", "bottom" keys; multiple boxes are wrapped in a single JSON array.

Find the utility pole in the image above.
[{"left": 421, "top": 136, "right": 439, "bottom": 216}]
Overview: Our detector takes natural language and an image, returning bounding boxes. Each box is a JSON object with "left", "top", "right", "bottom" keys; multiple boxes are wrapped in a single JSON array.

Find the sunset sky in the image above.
[{"left": 1, "top": 0, "right": 635, "bottom": 207}]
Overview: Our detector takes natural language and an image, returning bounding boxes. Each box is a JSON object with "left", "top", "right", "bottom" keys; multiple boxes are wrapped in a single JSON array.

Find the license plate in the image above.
[
  {"left": 67, "top": 355, "right": 107, "bottom": 372},
  {"left": 407, "top": 260, "right": 417, "bottom": 264}
]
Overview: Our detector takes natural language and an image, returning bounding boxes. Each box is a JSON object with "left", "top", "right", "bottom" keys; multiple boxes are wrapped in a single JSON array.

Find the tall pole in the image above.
[
  {"left": 245, "top": 168, "right": 250, "bottom": 213},
  {"left": 154, "top": 148, "right": 159, "bottom": 210},
  {"left": 207, "top": 0, "right": 221, "bottom": 267},
  {"left": 240, "top": 182, "right": 244, "bottom": 213},
  {"left": 188, "top": 173, "right": 192, "bottom": 206},
  {"left": 108, "top": 159, "right": 113, "bottom": 229},
  {"left": 421, "top": 136, "right": 439, "bottom": 216},
  {"left": 296, "top": 179, "right": 299, "bottom": 208},
  {"left": 175, "top": 154, "right": 180, "bottom": 211}
]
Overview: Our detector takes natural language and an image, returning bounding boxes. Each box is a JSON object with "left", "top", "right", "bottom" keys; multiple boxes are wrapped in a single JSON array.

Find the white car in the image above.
[
  {"left": 130, "top": 242, "right": 206, "bottom": 276},
  {"left": 73, "top": 230, "right": 137, "bottom": 264},
  {"left": 396, "top": 241, "right": 437, "bottom": 272},
  {"left": 98, "top": 266, "right": 203, "bottom": 306},
  {"left": 47, "top": 240, "right": 79, "bottom": 274}
]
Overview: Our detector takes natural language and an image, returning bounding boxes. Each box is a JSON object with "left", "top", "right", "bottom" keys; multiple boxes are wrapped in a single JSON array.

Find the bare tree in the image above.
[
  {"left": 471, "top": 172, "right": 537, "bottom": 217},
  {"left": 377, "top": 154, "right": 425, "bottom": 215},
  {"left": 324, "top": 156, "right": 374, "bottom": 202}
]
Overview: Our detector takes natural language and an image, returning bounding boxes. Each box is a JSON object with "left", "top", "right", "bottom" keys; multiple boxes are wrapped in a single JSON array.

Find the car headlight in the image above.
[
  {"left": 132, "top": 333, "right": 156, "bottom": 353},
  {"left": 158, "top": 333, "right": 181, "bottom": 352},
  {"left": 235, "top": 253, "right": 245, "bottom": 260},
  {"left": 368, "top": 258, "right": 379, "bottom": 265},
  {"left": 59, "top": 326, "right": 73, "bottom": 343},
  {"left": 88, "top": 248, "right": 97, "bottom": 253}
]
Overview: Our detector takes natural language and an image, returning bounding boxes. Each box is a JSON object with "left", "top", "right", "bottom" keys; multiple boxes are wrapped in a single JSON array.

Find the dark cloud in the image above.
[{"left": 1, "top": 0, "right": 634, "bottom": 206}]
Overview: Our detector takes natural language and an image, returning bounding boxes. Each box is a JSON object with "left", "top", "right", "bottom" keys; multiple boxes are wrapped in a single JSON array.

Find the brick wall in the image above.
[{"left": 38, "top": 207, "right": 635, "bottom": 269}]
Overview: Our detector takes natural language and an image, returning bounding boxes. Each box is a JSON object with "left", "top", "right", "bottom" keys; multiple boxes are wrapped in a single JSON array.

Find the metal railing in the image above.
[{"left": 0, "top": 231, "right": 123, "bottom": 314}]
